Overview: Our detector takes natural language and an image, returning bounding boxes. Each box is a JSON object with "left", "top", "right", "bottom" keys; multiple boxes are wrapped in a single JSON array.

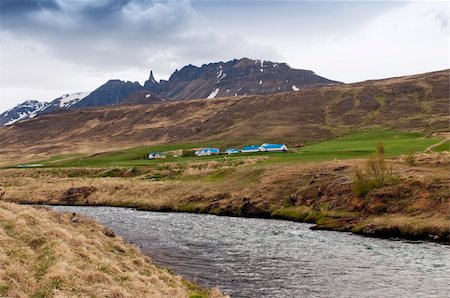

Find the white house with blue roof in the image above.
[
  {"left": 241, "top": 145, "right": 261, "bottom": 153},
  {"left": 241, "top": 143, "right": 288, "bottom": 153},
  {"left": 225, "top": 148, "right": 240, "bottom": 154},
  {"left": 195, "top": 148, "right": 220, "bottom": 156},
  {"left": 259, "top": 143, "right": 288, "bottom": 152}
]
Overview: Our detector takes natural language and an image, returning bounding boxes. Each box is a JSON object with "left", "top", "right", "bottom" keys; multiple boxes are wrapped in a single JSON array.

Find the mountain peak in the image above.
[{"left": 148, "top": 71, "right": 157, "bottom": 83}]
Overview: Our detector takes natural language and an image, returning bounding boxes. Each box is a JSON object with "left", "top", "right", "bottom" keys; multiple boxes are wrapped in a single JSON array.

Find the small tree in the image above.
[{"left": 353, "top": 143, "right": 400, "bottom": 196}]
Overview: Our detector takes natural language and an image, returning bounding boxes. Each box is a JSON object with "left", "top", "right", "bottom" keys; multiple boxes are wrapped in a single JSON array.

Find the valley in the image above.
[
  {"left": 2, "top": 1, "right": 449, "bottom": 296},
  {"left": 1, "top": 130, "right": 449, "bottom": 243}
]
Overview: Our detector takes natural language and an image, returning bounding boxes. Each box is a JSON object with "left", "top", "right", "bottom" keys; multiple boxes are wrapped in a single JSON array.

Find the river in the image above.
[{"left": 50, "top": 206, "right": 450, "bottom": 297}]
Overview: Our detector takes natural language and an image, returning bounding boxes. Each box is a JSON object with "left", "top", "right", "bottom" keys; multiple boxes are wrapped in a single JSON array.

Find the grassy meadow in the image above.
[{"left": 11, "top": 130, "right": 443, "bottom": 168}]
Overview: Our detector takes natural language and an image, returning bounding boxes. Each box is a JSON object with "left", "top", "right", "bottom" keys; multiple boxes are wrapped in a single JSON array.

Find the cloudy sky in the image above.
[{"left": 0, "top": 0, "right": 448, "bottom": 112}]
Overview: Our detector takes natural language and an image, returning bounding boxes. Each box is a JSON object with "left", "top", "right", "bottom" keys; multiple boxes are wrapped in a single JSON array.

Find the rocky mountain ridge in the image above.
[
  {"left": 0, "top": 58, "right": 340, "bottom": 125},
  {"left": 143, "top": 58, "right": 341, "bottom": 100}
]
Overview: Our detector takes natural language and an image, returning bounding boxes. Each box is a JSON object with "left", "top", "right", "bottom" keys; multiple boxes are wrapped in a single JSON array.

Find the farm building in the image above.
[
  {"left": 259, "top": 143, "right": 288, "bottom": 152},
  {"left": 195, "top": 148, "right": 220, "bottom": 156},
  {"left": 225, "top": 148, "right": 240, "bottom": 154},
  {"left": 241, "top": 143, "right": 288, "bottom": 153},
  {"left": 148, "top": 152, "right": 166, "bottom": 159},
  {"left": 241, "top": 145, "right": 261, "bottom": 153}
]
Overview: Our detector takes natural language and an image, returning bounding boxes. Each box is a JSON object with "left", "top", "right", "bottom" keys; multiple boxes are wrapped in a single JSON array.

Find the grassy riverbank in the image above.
[
  {"left": 0, "top": 202, "right": 224, "bottom": 298},
  {"left": 1, "top": 149, "right": 448, "bottom": 243}
]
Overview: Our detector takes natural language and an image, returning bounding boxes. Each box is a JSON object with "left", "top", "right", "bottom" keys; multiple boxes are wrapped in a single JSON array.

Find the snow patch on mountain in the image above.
[
  {"left": 207, "top": 88, "right": 220, "bottom": 99},
  {"left": 58, "top": 91, "right": 91, "bottom": 108},
  {"left": 2, "top": 100, "right": 48, "bottom": 126}
]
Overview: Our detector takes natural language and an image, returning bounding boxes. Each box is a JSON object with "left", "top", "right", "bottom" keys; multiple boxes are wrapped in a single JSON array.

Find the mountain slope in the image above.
[
  {"left": 121, "top": 91, "right": 170, "bottom": 105},
  {"left": 144, "top": 58, "right": 341, "bottom": 100},
  {"left": 41, "top": 91, "right": 91, "bottom": 114},
  {"left": 0, "top": 69, "right": 447, "bottom": 162}
]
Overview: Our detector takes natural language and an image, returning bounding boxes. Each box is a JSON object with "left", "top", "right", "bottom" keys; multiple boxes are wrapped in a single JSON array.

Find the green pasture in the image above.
[{"left": 11, "top": 130, "right": 442, "bottom": 168}]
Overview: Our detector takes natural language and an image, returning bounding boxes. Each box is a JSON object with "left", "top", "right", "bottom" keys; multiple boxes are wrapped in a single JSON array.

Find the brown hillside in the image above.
[{"left": 0, "top": 69, "right": 448, "bottom": 162}]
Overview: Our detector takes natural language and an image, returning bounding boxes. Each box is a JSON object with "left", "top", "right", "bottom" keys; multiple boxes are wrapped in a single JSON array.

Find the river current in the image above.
[{"left": 50, "top": 206, "right": 449, "bottom": 297}]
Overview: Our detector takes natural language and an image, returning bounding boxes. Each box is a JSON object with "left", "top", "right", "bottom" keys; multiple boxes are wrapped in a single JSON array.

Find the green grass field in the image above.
[
  {"left": 13, "top": 130, "right": 442, "bottom": 168},
  {"left": 431, "top": 140, "right": 450, "bottom": 152}
]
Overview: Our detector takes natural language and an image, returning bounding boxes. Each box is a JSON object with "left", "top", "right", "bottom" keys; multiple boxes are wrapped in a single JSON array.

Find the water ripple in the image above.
[{"left": 51, "top": 206, "right": 450, "bottom": 298}]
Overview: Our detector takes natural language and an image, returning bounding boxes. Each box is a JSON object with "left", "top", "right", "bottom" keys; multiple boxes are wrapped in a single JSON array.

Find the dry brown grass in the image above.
[
  {"left": 353, "top": 214, "right": 450, "bottom": 240},
  {"left": 0, "top": 202, "right": 225, "bottom": 298}
]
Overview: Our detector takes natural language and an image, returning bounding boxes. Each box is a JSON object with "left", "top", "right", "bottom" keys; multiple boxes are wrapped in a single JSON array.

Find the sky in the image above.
[{"left": 0, "top": 0, "right": 448, "bottom": 112}]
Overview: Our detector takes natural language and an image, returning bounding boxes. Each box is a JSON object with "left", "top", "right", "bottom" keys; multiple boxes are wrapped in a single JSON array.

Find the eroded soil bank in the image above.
[{"left": 1, "top": 153, "right": 449, "bottom": 244}]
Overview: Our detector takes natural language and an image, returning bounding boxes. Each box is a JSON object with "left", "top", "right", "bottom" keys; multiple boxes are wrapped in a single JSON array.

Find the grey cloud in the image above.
[
  {"left": 0, "top": 1, "right": 204, "bottom": 69},
  {"left": 0, "top": 0, "right": 279, "bottom": 79},
  {"left": 0, "top": 0, "right": 60, "bottom": 14}
]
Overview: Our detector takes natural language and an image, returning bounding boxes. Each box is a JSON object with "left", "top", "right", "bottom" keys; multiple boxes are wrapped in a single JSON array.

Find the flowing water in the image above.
[{"left": 50, "top": 206, "right": 449, "bottom": 298}]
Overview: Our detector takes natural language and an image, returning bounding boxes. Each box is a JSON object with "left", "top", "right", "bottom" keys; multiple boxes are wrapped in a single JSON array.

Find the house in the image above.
[
  {"left": 225, "top": 148, "right": 240, "bottom": 154},
  {"left": 259, "top": 143, "right": 288, "bottom": 152},
  {"left": 148, "top": 152, "right": 166, "bottom": 159},
  {"left": 241, "top": 145, "right": 261, "bottom": 153},
  {"left": 194, "top": 148, "right": 220, "bottom": 156}
]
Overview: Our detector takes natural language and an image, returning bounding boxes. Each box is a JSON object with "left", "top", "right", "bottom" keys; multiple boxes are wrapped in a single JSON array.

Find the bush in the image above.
[
  {"left": 403, "top": 154, "right": 417, "bottom": 166},
  {"left": 353, "top": 143, "right": 400, "bottom": 196}
]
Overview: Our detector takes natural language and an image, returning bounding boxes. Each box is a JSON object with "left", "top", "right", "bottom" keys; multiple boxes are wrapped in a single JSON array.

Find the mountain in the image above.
[
  {"left": 0, "top": 92, "right": 91, "bottom": 126},
  {"left": 0, "top": 58, "right": 340, "bottom": 125},
  {"left": 71, "top": 80, "right": 143, "bottom": 109},
  {"left": 144, "top": 58, "right": 341, "bottom": 100},
  {"left": 0, "top": 69, "right": 447, "bottom": 162},
  {"left": 72, "top": 58, "right": 340, "bottom": 109},
  {"left": 0, "top": 100, "right": 48, "bottom": 126}
]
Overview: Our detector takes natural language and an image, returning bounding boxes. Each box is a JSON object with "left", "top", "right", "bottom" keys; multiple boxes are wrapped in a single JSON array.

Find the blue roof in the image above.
[{"left": 200, "top": 148, "right": 219, "bottom": 153}]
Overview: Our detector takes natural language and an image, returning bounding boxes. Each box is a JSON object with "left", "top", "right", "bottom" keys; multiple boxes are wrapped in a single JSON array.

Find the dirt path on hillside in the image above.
[{"left": 425, "top": 137, "right": 449, "bottom": 153}]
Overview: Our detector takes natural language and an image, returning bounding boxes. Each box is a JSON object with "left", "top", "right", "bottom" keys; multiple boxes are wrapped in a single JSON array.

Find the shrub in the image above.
[
  {"left": 353, "top": 143, "right": 400, "bottom": 196},
  {"left": 403, "top": 153, "right": 417, "bottom": 166}
]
